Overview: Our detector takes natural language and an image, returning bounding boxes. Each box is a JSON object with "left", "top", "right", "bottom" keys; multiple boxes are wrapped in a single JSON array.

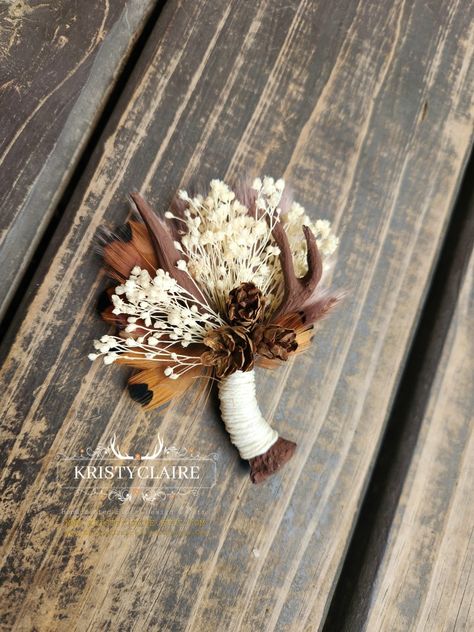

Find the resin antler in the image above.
[
  {"left": 271, "top": 219, "right": 323, "bottom": 320},
  {"left": 130, "top": 192, "right": 207, "bottom": 304}
]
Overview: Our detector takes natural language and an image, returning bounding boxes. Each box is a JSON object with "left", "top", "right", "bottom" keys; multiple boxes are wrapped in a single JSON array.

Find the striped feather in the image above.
[
  {"left": 128, "top": 365, "right": 208, "bottom": 411},
  {"left": 99, "top": 220, "right": 158, "bottom": 282}
]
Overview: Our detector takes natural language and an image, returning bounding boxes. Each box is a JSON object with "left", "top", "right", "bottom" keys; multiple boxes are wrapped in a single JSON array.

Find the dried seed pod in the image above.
[
  {"left": 227, "top": 282, "right": 265, "bottom": 326},
  {"left": 253, "top": 324, "right": 298, "bottom": 361},
  {"left": 201, "top": 325, "right": 255, "bottom": 378}
]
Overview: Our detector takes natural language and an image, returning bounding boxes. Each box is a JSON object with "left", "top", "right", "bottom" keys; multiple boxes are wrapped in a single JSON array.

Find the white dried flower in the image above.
[{"left": 91, "top": 177, "right": 339, "bottom": 378}]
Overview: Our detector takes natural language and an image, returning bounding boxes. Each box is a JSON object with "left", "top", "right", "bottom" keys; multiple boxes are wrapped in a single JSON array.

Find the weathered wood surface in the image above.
[
  {"left": 0, "top": 0, "right": 156, "bottom": 320},
  {"left": 0, "top": 0, "right": 473, "bottom": 630},
  {"left": 362, "top": 231, "right": 474, "bottom": 631}
]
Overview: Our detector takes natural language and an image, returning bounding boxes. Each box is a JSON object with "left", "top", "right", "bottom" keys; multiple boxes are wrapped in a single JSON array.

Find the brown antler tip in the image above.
[
  {"left": 248, "top": 437, "right": 297, "bottom": 484},
  {"left": 302, "top": 224, "right": 322, "bottom": 287}
]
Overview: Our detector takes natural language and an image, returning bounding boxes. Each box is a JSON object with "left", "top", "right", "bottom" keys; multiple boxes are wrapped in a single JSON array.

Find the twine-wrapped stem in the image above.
[{"left": 218, "top": 370, "right": 296, "bottom": 483}]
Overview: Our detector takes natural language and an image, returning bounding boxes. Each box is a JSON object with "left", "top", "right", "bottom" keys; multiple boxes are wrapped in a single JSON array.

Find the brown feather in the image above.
[
  {"left": 102, "top": 220, "right": 158, "bottom": 282},
  {"left": 301, "top": 293, "right": 340, "bottom": 325},
  {"left": 255, "top": 356, "right": 284, "bottom": 369}
]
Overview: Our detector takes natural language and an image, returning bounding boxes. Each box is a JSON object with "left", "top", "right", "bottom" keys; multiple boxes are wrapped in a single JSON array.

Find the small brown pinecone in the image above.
[
  {"left": 253, "top": 324, "right": 298, "bottom": 361},
  {"left": 201, "top": 325, "right": 255, "bottom": 378},
  {"left": 226, "top": 282, "right": 265, "bottom": 327}
]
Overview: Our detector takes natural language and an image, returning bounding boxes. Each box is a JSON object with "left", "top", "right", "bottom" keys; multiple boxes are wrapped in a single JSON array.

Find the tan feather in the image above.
[{"left": 128, "top": 365, "right": 208, "bottom": 411}]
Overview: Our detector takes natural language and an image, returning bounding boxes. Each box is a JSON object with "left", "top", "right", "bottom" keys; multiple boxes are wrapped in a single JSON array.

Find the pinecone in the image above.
[
  {"left": 226, "top": 282, "right": 265, "bottom": 327},
  {"left": 201, "top": 325, "right": 255, "bottom": 378},
  {"left": 253, "top": 324, "right": 298, "bottom": 361}
]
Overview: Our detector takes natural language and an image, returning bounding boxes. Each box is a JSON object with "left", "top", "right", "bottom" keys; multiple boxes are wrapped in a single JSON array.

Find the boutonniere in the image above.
[{"left": 89, "top": 178, "right": 340, "bottom": 483}]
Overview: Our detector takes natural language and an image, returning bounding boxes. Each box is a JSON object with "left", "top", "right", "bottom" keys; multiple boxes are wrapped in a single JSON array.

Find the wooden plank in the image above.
[
  {"left": 0, "top": 0, "right": 473, "bottom": 630},
  {"left": 0, "top": 0, "right": 157, "bottom": 320},
  {"left": 361, "top": 234, "right": 474, "bottom": 631}
]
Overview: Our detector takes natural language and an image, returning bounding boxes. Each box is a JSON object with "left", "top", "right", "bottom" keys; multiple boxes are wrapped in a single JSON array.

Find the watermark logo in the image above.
[{"left": 57, "top": 434, "right": 218, "bottom": 503}]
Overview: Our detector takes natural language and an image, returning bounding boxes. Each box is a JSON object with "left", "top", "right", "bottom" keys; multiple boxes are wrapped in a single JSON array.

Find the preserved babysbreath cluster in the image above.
[{"left": 89, "top": 177, "right": 340, "bottom": 483}]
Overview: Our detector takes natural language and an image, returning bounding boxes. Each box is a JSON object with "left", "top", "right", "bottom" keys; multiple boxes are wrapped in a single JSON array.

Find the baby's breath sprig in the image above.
[
  {"left": 88, "top": 266, "right": 223, "bottom": 376},
  {"left": 164, "top": 178, "right": 283, "bottom": 314}
]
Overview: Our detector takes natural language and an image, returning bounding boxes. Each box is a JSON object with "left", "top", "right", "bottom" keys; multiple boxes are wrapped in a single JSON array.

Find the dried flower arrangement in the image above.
[{"left": 89, "top": 178, "right": 339, "bottom": 483}]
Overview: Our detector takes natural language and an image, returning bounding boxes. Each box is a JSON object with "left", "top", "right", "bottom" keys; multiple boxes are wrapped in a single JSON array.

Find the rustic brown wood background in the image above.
[
  {"left": 0, "top": 0, "right": 156, "bottom": 320},
  {"left": 0, "top": 1, "right": 473, "bottom": 631}
]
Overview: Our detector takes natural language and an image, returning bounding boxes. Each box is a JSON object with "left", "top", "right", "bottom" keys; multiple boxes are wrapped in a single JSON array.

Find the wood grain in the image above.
[
  {"left": 0, "top": 0, "right": 156, "bottom": 320},
  {"left": 362, "top": 233, "right": 474, "bottom": 632},
  {"left": 0, "top": 0, "right": 473, "bottom": 630}
]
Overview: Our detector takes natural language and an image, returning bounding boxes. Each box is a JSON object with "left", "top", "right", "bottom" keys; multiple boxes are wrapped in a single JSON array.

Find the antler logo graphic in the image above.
[
  {"left": 109, "top": 434, "right": 164, "bottom": 460},
  {"left": 141, "top": 435, "right": 164, "bottom": 460}
]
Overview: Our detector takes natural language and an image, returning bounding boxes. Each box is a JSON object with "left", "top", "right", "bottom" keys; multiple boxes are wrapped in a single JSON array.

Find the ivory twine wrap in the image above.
[{"left": 218, "top": 370, "right": 278, "bottom": 460}]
